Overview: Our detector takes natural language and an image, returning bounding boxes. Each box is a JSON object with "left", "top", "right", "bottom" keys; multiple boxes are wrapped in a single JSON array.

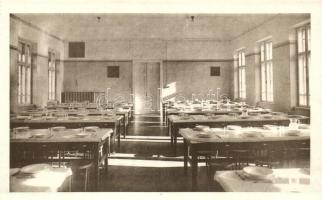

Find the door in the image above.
[{"left": 133, "top": 61, "right": 161, "bottom": 114}]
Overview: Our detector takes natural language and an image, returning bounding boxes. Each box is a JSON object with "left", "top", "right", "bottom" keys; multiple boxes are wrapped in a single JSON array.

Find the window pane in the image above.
[
  {"left": 270, "top": 42, "right": 273, "bottom": 59},
  {"left": 239, "top": 68, "right": 242, "bottom": 97},
  {"left": 242, "top": 68, "right": 246, "bottom": 98},
  {"left": 261, "top": 63, "right": 266, "bottom": 101},
  {"left": 21, "top": 43, "right": 25, "bottom": 63},
  {"left": 307, "top": 26, "right": 311, "bottom": 51},
  {"left": 21, "top": 66, "right": 26, "bottom": 104},
  {"left": 267, "top": 62, "right": 273, "bottom": 101},
  {"left": 298, "top": 55, "right": 307, "bottom": 105},
  {"left": 261, "top": 44, "right": 264, "bottom": 62},
  {"left": 52, "top": 71, "right": 56, "bottom": 99},
  {"left": 18, "top": 65, "right": 21, "bottom": 104},
  {"left": 26, "top": 67, "right": 31, "bottom": 104},
  {"left": 49, "top": 70, "right": 52, "bottom": 98},
  {"left": 297, "top": 29, "right": 303, "bottom": 53},
  {"left": 265, "top": 42, "right": 269, "bottom": 60},
  {"left": 302, "top": 29, "right": 306, "bottom": 52}
]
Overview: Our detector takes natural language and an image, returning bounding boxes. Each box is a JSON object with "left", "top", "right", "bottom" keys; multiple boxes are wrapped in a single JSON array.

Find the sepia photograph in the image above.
[{"left": 1, "top": 0, "right": 322, "bottom": 197}]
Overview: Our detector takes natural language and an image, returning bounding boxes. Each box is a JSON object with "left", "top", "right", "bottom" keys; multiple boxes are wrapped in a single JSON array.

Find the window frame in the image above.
[
  {"left": 48, "top": 50, "right": 57, "bottom": 101},
  {"left": 260, "top": 40, "right": 274, "bottom": 102},
  {"left": 237, "top": 49, "right": 246, "bottom": 99},
  {"left": 17, "top": 40, "right": 32, "bottom": 105},
  {"left": 296, "top": 24, "right": 310, "bottom": 107}
]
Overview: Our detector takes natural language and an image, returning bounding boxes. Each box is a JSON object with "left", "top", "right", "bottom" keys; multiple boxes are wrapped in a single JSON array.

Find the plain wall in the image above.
[
  {"left": 62, "top": 39, "right": 232, "bottom": 102},
  {"left": 10, "top": 16, "right": 65, "bottom": 112},
  {"left": 63, "top": 61, "right": 132, "bottom": 101},
  {"left": 64, "top": 39, "right": 231, "bottom": 60},
  {"left": 163, "top": 61, "right": 233, "bottom": 100}
]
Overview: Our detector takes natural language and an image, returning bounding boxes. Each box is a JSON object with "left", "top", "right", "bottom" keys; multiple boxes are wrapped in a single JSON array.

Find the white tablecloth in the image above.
[{"left": 214, "top": 168, "right": 311, "bottom": 192}]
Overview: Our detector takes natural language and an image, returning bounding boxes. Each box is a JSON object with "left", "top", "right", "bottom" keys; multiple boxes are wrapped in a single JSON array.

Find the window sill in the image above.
[
  {"left": 294, "top": 106, "right": 310, "bottom": 110},
  {"left": 258, "top": 101, "right": 274, "bottom": 105}
]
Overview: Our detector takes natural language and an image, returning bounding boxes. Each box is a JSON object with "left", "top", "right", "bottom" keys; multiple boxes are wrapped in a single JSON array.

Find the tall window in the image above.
[
  {"left": 260, "top": 40, "right": 273, "bottom": 102},
  {"left": 237, "top": 50, "right": 246, "bottom": 99},
  {"left": 297, "top": 24, "right": 310, "bottom": 106},
  {"left": 48, "top": 51, "right": 56, "bottom": 100},
  {"left": 18, "top": 41, "right": 32, "bottom": 104}
]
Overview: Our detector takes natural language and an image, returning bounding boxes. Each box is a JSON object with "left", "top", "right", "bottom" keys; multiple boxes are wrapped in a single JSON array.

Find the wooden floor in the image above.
[{"left": 94, "top": 114, "right": 224, "bottom": 192}]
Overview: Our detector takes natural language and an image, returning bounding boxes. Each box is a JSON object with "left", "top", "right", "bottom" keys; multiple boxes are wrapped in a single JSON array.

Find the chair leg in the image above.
[{"left": 84, "top": 169, "right": 88, "bottom": 192}]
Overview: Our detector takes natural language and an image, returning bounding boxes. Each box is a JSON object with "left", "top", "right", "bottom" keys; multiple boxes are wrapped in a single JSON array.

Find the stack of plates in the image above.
[
  {"left": 75, "top": 132, "right": 92, "bottom": 138},
  {"left": 239, "top": 115, "right": 251, "bottom": 119},
  {"left": 16, "top": 116, "right": 31, "bottom": 120},
  {"left": 242, "top": 129, "right": 263, "bottom": 137},
  {"left": 194, "top": 125, "right": 210, "bottom": 131},
  {"left": 68, "top": 116, "right": 79, "bottom": 120},
  {"left": 242, "top": 166, "right": 273, "bottom": 180},
  {"left": 196, "top": 132, "right": 212, "bottom": 138},
  {"left": 285, "top": 129, "right": 302, "bottom": 136},
  {"left": 18, "top": 164, "right": 52, "bottom": 177},
  {"left": 271, "top": 112, "right": 284, "bottom": 116},
  {"left": 261, "top": 114, "right": 273, "bottom": 119},
  {"left": 298, "top": 124, "right": 310, "bottom": 130},
  {"left": 208, "top": 115, "right": 220, "bottom": 119},
  {"left": 227, "top": 125, "right": 242, "bottom": 130},
  {"left": 263, "top": 124, "right": 279, "bottom": 130}
]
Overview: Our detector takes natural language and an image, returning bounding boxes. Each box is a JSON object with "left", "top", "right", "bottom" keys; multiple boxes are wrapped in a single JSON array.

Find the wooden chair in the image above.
[{"left": 69, "top": 160, "right": 94, "bottom": 192}]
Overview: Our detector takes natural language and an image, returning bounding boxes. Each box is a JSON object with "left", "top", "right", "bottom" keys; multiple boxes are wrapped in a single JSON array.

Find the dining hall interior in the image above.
[{"left": 8, "top": 12, "right": 317, "bottom": 192}]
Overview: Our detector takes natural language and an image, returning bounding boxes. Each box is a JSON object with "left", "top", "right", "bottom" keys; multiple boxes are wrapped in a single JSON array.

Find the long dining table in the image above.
[
  {"left": 10, "top": 128, "right": 113, "bottom": 191},
  {"left": 165, "top": 107, "right": 271, "bottom": 126},
  {"left": 168, "top": 113, "right": 309, "bottom": 150},
  {"left": 15, "top": 107, "right": 131, "bottom": 138},
  {"left": 179, "top": 127, "right": 310, "bottom": 191},
  {"left": 10, "top": 115, "right": 123, "bottom": 151}
]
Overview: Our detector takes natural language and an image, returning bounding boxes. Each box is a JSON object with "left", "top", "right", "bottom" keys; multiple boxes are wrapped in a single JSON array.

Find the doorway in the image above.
[{"left": 132, "top": 61, "right": 161, "bottom": 115}]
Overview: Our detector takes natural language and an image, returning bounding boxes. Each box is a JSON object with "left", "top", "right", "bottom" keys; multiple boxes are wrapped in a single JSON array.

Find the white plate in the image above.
[
  {"left": 227, "top": 125, "right": 242, "bottom": 130},
  {"left": 263, "top": 125, "right": 279, "bottom": 130},
  {"left": 195, "top": 125, "right": 210, "bottom": 131},
  {"left": 239, "top": 116, "right": 251, "bottom": 119},
  {"left": 262, "top": 114, "right": 273, "bottom": 119},
  {"left": 298, "top": 124, "right": 310, "bottom": 130},
  {"left": 196, "top": 133, "right": 212, "bottom": 138},
  {"left": 285, "top": 129, "right": 301, "bottom": 136},
  {"left": 242, "top": 130, "right": 262, "bottom": 137},
  {"left": 32, "top": 133, "right": 48, "bottom": 138},
  {"left": 20, "top": 164, "right": 51, "bottom": 174},
  {"left": 75, "top": 133, "right": 92, "bottom": 137},
  {"left": 243, "top": 166, "right": 273, "bottom": 179}
]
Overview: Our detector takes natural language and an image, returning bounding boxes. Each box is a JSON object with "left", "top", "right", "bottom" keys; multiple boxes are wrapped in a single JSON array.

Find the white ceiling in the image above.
[{"left": 14, "top": 13, "right": 297, "bottom": 41}]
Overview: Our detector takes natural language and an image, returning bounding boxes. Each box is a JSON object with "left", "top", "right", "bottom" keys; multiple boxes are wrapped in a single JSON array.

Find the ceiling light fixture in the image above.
[
  {"left": 97, "top": 16, "right": 101, "bottom": 23},
  {"left": 190, "top": 15, "right": 195, "bottom": 22}
]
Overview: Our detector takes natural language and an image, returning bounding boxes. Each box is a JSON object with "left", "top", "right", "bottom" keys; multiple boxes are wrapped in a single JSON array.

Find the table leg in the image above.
[
  {"left": 123, "top": 116, "right": 126, "bottom": 139},
  {"left": 191, "top": 148, "right": 198, "bottom": 191},
  {"left": 169, "top": 121, "right": 173, "bottom": 145},
  {"left": 117, "top": 121, "right": 121, "bottom": 150},
  {"left": 184, "top": 139, "right": 188, "bottom": 175},
  {"left": 104, "top": 139, "right": 109, "bottom": 180},
  {"left": 93, "top": 144, "right": 100, "bottom": 191},
  {"left": 174, "top": 126, "right": 178, "bottom": 155}
]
